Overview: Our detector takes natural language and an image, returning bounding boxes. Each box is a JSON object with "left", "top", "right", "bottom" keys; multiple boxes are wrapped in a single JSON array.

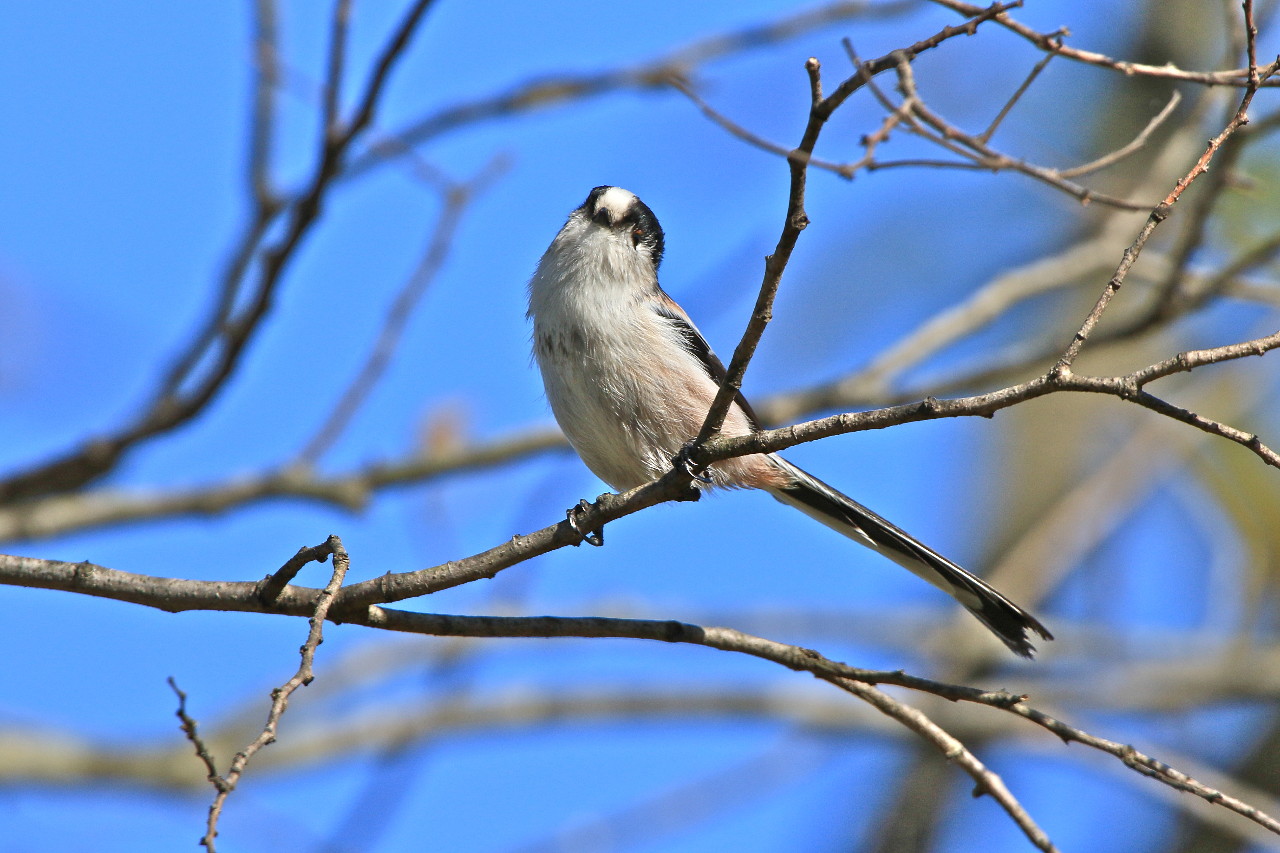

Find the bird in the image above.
[{"left": 527, "top": 185, "right": 1052, "bottom": 658}]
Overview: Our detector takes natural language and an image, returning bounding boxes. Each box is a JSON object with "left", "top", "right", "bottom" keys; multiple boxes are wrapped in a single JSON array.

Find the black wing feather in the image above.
[{"left": 652, "top": 295, "right": 764, "bottom": 428}]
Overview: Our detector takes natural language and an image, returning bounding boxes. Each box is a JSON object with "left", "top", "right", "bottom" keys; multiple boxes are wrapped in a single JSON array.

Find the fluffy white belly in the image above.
[{"left": 533, "top": 314, "right": 778, "bottom": 492}]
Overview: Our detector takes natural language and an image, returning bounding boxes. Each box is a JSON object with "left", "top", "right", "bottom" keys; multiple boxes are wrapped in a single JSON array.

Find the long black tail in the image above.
[{"left": 767, "top": 458, "right": 1052, "bottom": 658}]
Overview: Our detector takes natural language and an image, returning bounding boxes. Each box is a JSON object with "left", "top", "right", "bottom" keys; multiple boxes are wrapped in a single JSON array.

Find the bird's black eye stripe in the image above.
[{"left": 627, "top": 199, "right": 664, "bottom": 270}]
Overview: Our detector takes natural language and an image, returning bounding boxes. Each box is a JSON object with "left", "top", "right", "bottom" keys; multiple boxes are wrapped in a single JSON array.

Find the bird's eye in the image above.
[{"left": 631, "top": 226, "right": 645, "bottom": 246}]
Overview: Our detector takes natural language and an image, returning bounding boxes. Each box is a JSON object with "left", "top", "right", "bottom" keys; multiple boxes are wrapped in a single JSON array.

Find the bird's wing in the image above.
[{"left": 650, "top": 290, "right": 764, "bottom": 428}]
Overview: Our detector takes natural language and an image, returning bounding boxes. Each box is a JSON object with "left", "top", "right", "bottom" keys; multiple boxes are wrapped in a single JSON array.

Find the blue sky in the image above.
[{"left": 2, "top": 1, "right": 1278, "bottom": 852}]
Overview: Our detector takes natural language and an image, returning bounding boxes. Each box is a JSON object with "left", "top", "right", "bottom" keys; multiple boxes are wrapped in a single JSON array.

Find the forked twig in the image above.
[{"left": 173, "top": 535, "right": 350, "bottom": 851}]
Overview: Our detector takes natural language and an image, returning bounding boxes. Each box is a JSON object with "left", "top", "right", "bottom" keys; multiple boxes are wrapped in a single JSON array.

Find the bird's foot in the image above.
[
  {"left": 566, "top": 499, "right": 604, "bottom": 547},
  {"left": 673, "top": 441, "right": 713, "bottom": 484}
]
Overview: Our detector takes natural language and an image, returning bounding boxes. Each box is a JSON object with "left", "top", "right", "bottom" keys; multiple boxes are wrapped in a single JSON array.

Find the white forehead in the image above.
[{"left": 594, "top": 186, "right": 636, "bottom": 219}]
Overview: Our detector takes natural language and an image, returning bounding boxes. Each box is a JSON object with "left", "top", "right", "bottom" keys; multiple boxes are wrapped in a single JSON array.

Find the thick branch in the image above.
[{"left": 2, "top": 555, "right": 1275, "bottom": 838}]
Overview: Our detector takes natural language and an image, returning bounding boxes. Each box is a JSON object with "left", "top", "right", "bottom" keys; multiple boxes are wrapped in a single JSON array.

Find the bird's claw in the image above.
[
  {"left": 673, "top": 441, "right": 713, "bottom": 484},
  {"left": 566, "top": 499, "right": 604, "bottom": 547}
]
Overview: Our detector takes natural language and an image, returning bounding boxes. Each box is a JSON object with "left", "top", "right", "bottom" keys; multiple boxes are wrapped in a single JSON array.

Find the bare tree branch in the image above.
[
  {"left": 713, "top": 333, "right": 1280, "bottom": 472},
  {"left": 293, "top": 163, "right": 502, "bottom": 466},
  {"left": 180, "top": 535, "right": 350, "bottom": 851},
  {"left": 4, "top": 287, "right": 1278, "bottom": 552},
  {"left": 693, "top": 1, "right": 1022, "bottom": 458},
  {"left": 1054, "top": 18, "right": 1278, "bottom": 375},
  {"left": 248, "top": 0, "right": 280, "bottom": 208},
  {"left": 339, "top": 1, "right": 920, "bottom": 180},
  {"left": 932, "top": 0, "right": 1280, "bottom": 87},
  {"left": 674, "top": 38, "right": 1175, "bottom": 209},
  {"left": 166, "top": 677, "right": 222, "bottom": 790},
  {"left": 0, "top": 1, "right": 439, "bottom": 505},
  {"left": 978, "top": 50, "right": 1054, "bottom": 142},
  {"left": 829, "top": 676, "right": 1057, "bottom": 851},
  {"left": 0, "top": 426, "right": 567, "bottom": 541},
  {"left": 1057, "top": 90, "right": 1183, "bottom": 179},
  {"left": 851, "top": 43, "right": 1162, "bottom": 209},
  {"left": 4, "top": 551, "right": 1277, "bottom": 838}
]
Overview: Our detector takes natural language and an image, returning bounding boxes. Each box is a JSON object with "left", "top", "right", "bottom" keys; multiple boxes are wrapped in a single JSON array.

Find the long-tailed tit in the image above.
[{"left": 528, "top": 186, "right": 1052, "bottom": 658}]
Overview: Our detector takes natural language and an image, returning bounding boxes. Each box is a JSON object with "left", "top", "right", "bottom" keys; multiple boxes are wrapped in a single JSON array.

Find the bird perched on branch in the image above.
[{"left": 527, "top": 185, "right": 1052, "bottom": 658}]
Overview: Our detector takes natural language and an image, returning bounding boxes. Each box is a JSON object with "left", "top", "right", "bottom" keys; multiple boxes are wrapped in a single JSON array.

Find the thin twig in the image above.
[
  {"left": 1057, "top": 89, "right": 1183, "bottom": 178},
  {"left": 167, "top": 677, "right": 223, "bottom": 790},
  {"left": 670, "top": 78, "right": 856, "bottom": 178},
  {"left": 341, "top": 1, "right": 918, "bottom": 180},
  {"left": 1011, "top": 702, "right": 1280, "bottom": 834},
  {"left": 831, "top": 677, "right": 1057, "bottom": 851},
  {"left": 931, "top": 0, "right": 1280, "bottom": 87},
  {"left": 197, "top": 535, "right": 349, "bottom": 850},
  {"left": 248, "top": 0, "right": 280, "bottom": 208},
  {"left": 339, "top": 0, "right": 436, "bottom": 151},
  {"left": 294, "top": 164, "right": 501, "bottom": 466},
  {"left": 979, "top": 50, "right": 1055, "bottom": 142},
  {"left": 1053, "top": 2, "right": 1278, "bottom": 374},
  {"left": 692, "top": 2, "right": 1020, "bottom": 457},
  {"left": 256, "top": 540, "right": 340, "bottom": 606},
  {"left": 884, "top": 56, "right": 1152, "bottom": 210},
  {"left": 320, "top": 0, "right": 354, "bottom": 147}
]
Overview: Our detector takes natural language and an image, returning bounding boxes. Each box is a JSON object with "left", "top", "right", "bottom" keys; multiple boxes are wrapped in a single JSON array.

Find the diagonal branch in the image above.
[
  {"left": 692, "top": 1, "right": 1020, "bottom": 453},
  {"left": 248, "top": 0, "right": 280, "bottom": 208},
  {"left": 340, "top": 0, "right": 918, "bottom": 180},
  {"left": 293, "top": 162, "right": 500, "bottom": 467},
  {"left": 1053, "top": 6, "right": 1279, "bottom": 375},
  {"left": 828, "top": 676, "right": 1056, "bottom": 851},
  {"left": 871, "top": 54, "right": 1167, "bottom": 209},
  {"left": 931, "top": 0, "right": 1280, "bottom": 87},
  {"left": 3, "top": 327, "right": 1279, "bottom": 545},
  {"left": 0, "top": 1, "right": 439, "bottom": 506}
]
